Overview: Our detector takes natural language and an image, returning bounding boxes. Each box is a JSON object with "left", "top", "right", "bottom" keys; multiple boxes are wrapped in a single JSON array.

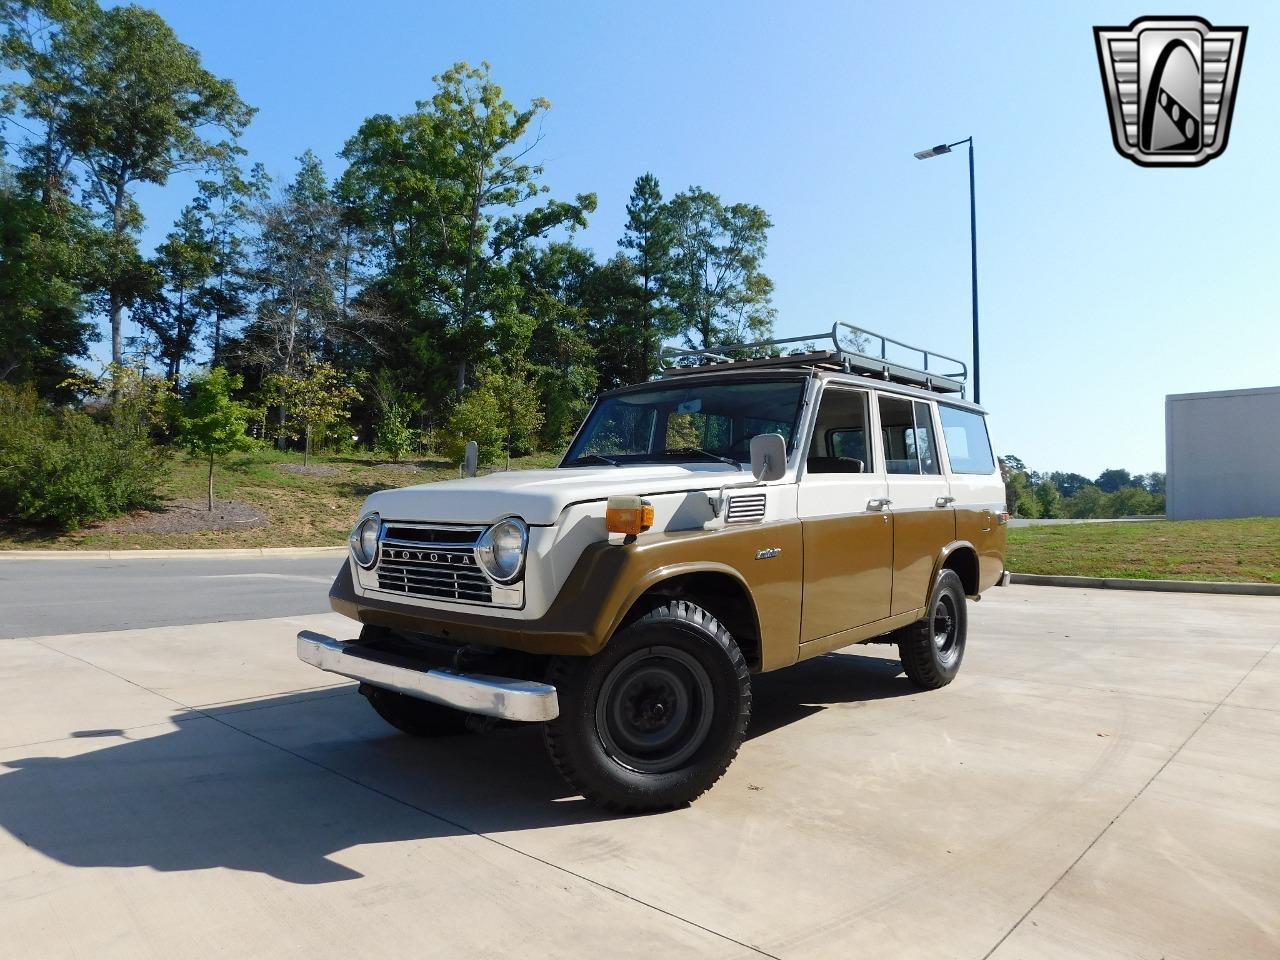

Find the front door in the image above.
[
  {"left": 878, "top": 394, "right": 956, "bottom": 616},
  {"left": 798, "top": 386, "right": 894, "bottom": 642}
]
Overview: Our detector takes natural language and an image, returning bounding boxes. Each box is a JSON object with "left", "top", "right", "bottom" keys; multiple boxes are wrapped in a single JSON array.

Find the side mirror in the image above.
[{"left": 749, "top": 433, "right": 787, "bottom": 482}]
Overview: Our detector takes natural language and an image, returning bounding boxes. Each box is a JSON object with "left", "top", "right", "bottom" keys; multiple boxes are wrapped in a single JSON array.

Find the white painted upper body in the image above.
[{"left": 349, "top": 372, "right": 1005, "bottom": 622}]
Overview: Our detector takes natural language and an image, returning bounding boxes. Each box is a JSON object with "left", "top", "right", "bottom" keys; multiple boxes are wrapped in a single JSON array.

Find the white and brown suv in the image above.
[{"left": 298, "top": 324, "right": 1009, "bottom": 811}]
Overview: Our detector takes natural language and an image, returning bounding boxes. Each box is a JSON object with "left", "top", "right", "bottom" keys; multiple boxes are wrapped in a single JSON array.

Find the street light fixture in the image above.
[{"left": 914, "top": 136, "right": 980, "bottom": 405}]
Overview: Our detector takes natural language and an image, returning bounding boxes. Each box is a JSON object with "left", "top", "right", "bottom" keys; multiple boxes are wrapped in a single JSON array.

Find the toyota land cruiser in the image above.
[{"left": 297, "top": 323, "right": 1009, "bottom": 811}]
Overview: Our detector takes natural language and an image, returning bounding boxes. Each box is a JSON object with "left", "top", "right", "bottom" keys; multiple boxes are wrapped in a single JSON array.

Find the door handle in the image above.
[
  {"left": 935, "top": 495, "right": 956, "bottom": 508},
  {"left": 867, "top": 498, "right": 893, "bottom": 511}
]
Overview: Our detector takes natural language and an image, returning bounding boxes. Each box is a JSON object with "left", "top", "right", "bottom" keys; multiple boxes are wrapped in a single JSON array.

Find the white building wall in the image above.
[{"left": 1166, "top": 386, "right": 1280, "bottom": 520}]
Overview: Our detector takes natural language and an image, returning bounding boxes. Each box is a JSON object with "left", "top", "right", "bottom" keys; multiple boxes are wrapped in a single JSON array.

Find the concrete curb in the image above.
[
  {"left": 0, "top": 545, "right": 346, "bottom": 561},
  {"left": 1010, "top": 573, "right": 1280, "bottom": 597}
]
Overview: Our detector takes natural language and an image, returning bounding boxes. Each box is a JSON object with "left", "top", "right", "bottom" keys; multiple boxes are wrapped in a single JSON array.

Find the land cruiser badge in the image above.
[{"left": 1094, "top": 17, "right": 1246, "bottom": 167}]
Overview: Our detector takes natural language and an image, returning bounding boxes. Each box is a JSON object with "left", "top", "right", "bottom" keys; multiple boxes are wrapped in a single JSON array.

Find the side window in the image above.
[
  {"left": 913, "top": 401, "right": 940, "bottom": 475},
  {"left": 939, "top": 405, "right": 996, "bottom": 474},
  {"left": 878, "top": 395, "right": 920, "bottom": 475},
  {"left": 806, "top": 388, "right": 871, "bottom": 474}
]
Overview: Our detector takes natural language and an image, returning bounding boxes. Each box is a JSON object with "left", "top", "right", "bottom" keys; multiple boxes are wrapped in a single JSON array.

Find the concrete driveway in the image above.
[{"left": 1, "top": 586, "right": 1276, "bottom": 959}]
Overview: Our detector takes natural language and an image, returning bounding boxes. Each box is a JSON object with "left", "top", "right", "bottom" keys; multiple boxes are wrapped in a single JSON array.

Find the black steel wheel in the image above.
[
  {"left": 544, "top": 600, "right": 751, "bottom": 812},
  {"left": 899, "top": 569, "right": 967, "bottom": 690}
]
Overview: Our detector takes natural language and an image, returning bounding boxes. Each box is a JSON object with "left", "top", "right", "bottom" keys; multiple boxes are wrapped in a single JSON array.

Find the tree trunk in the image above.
[
  {"left": 207, "top": 452, "right": 215, "bottom": 512},
  {"left": 110, "top": 289, "right": 124, "bottom": 368},
  {"left": 304, "top": 425, "right": 310, "bottom": 467}
]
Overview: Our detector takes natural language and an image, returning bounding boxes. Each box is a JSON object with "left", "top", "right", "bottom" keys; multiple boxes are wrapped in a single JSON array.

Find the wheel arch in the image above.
[
  {"left": 933, "top": 541, "right": 981, "bottom": 598},
  {"left": 613, "top": 563, "right": 764, "bottom": 672}
]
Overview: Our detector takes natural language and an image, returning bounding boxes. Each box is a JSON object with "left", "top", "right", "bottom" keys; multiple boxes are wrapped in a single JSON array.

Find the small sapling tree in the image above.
[{"left": 171, "top": 367, "right": 254, "bottom": 510}]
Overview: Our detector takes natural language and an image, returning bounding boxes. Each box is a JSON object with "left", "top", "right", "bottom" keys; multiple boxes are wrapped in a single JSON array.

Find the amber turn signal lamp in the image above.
[{"left": 605, "top": 496, "right": 654, "bottom": 536}]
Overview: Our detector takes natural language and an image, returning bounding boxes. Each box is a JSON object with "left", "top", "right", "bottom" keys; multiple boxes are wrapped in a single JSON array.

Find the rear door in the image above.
[
  {"left": 878, "top": 393, "right": 955, "bottom": 616},
  {"left": 938, "top": 404, "right": 1007, "bottom": 590},
  {"left": 797, "top": 384, "right": 894, "bottom": 641}
]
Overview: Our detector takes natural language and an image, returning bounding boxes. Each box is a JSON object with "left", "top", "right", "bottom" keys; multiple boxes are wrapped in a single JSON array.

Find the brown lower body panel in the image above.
[{"left": 329, "top": 521, "right": 806, "bottom": 668}]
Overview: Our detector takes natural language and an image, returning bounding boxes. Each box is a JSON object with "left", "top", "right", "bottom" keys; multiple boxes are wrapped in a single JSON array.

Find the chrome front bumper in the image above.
[{"left": 296, "top": 630, "right": 559, "bottom": 722}]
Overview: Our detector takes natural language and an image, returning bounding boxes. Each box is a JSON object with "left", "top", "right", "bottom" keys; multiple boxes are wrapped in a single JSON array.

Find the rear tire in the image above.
[
  {"left": 543, "top": 600, "right": 751, "bottom": 812},
  {"left": 898, "top": 569, "right": 967, "bottom": 690}
]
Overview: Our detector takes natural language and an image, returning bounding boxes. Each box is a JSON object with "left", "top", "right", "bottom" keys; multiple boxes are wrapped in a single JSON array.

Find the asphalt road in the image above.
[{"left": 0, "top": 554, "right": 343, "bottom": 638}]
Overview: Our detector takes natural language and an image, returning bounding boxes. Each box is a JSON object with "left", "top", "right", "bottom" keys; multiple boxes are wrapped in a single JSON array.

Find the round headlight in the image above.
[
  {"left": 475, "top": 517, "right": 528, "bottom": 583},
  {"left": 350, "top": 513, "right": 381, "bottom": 568}
]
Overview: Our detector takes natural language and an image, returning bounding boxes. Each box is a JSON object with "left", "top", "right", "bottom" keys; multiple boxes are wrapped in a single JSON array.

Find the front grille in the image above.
[
  {"left": 726, "top": 493, "right": 767, "bottom": 523},
  {"left": 376, "top": 524, "right": 493, "bottom": 604}
]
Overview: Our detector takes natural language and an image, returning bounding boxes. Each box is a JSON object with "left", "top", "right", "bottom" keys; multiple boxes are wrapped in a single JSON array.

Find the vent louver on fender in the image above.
[{"left": 725, "top": 493, "right": 766, "bottom": 524}]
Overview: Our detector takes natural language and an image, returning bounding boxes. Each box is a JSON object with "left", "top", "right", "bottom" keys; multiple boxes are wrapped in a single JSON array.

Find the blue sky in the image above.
[{"left": 116, "top": 0, "right": 1278, "bottom": 476}]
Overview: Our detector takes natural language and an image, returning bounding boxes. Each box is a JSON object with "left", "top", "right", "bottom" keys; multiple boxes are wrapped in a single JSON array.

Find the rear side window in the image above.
[
  {"left": 878, "top": 395, "right": 939, "bottom": 475},
  {"left": 939, "top": 405, "right": 996, "bottom": 474}
]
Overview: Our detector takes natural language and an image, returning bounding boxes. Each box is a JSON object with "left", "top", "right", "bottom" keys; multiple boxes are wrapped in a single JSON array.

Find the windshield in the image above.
[{"left": 563, "top": 378, "right": 806, "bottom": 467}]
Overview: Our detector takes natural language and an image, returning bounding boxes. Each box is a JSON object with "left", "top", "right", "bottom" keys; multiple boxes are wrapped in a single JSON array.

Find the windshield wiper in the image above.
[
  {"left": 569, "top": 453, "right": 621, "bottom": 467},
  {"left": 663, "top": 447, "right": 740, "bottom": 468}
]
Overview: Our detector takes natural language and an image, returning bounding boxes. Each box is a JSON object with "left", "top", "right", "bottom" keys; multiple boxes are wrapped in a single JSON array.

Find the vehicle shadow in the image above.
[
  {"left": 748, "top": 649, "right": 912, "bottom": 740},
  {"left": 0, "top": 650, "right": 911, "bottom": 886}
]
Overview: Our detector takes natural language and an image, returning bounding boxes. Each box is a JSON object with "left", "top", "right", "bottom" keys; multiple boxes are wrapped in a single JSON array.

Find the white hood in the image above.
[{"left": 363, "top": 463, "right": 750, "bottom": 526}]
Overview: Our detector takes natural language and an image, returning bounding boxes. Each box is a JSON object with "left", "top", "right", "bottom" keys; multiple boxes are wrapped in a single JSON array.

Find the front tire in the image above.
[
  {"left": 543, "top": 600, "right": 751, "bottom": 812},
  {"left": 898, "top": 568, "right": 967, "bottom": 690}
]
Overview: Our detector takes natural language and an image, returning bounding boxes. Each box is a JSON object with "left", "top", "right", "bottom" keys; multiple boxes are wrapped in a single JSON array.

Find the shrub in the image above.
[
  {"left": 440, "top": 367, "right": 544, "bottom": 466},
  {"left": 376, "top": 402, "right": 419, "bottom": 461},
  {"left": 0, "top": 382, "right": 164, "bottom": 529}
]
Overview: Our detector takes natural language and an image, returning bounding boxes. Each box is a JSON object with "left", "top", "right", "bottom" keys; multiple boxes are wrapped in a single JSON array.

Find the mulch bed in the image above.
[
  {"left": 276, "top": 463, "right": 340, "bottom": 477},
  {"left": 374, "top": 462, "right": 422, "bottom": 473},
  {"left": 95, "top": 499, "right": 268, "bottom": 535}
]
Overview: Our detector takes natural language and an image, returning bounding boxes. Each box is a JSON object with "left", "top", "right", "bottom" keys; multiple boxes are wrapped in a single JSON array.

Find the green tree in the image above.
[
  {"left": 618, "top": 173, "right": 678, "bottom": 378},
  {"left": 1094, "top": 467, "right": 1133, "bottom": 493},
  {"left": 585, "top": 253, "right": 647, "bottom": 390},
  {"left": 515, "top": 241, "right": 599, "bottom": 448},
  {"left": 1000, "top": 454, "right": 1039, "bottom": 518},
  {"left": 1062, "top": 484, "right": 1106, "bottom": 519},
  {"left": 237, "top": 151, "right": 392, "bottom": 388},
  {"left": 133, "top": 205, "right": 216, "bottom": 379},
  {"left": 338, "top": 61, "right": 596, "bottom": 404},
  {"left": 194, "top": 153, "right": 265, "bottom": 365},
  {"left": 1046, "top": 470, "right": 1091, "bottom": 497},
  {"left": 0, "top": 164, "right": 97, "bottom": 394},
  {"left": 1104, "top": 485, "right": 1155, "bottom": 518},
  {"left": 440, "top": 366, "right": 543, "bottom": 466},
  {"left": 1034, "top": 479, "right": 1062, "bottom": 519},
  {"left": 4, "top": 1, "right": 255, "bottom": 370},
  {"left": 170, "top": 366, "right": 253, "bottom": 510},
  {"left": 664, "top": 186, "right": 775, "bottom": 350},
  {"left": 265, "top": 360, "right": 360, "bottom": 465}
]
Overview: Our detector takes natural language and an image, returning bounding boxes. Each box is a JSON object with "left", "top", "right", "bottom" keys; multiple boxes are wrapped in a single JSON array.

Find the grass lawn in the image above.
[
  {"left": 0, "top": 447, "right": 560, "bottom": 551},
  {"left": 1007, "top": 518, "right": 1280, "bottom": 583}
]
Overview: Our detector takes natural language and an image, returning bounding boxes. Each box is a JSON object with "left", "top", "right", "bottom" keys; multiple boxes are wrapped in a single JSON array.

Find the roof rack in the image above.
[{"left": 660, "top": 322, "right": 969, "bottom": 395}]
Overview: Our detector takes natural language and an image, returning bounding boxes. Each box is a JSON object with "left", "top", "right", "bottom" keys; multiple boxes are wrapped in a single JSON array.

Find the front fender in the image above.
[{"left": 330, "top": 520, "right": 803, "bottom": 665}]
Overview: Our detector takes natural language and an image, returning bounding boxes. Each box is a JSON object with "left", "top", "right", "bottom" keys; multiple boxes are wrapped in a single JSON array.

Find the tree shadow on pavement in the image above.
[{"left": 0, "top": 650, "right": 913, "bottom": 886}]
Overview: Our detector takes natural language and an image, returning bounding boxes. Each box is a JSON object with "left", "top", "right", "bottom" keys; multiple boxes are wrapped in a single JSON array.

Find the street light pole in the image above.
[{"left": 913, "top": 137, "right": 980, "bottom": 405}]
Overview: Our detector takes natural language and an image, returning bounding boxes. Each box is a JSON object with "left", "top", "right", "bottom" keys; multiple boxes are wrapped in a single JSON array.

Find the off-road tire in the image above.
[
  {"left": 898, "top": 568, "right": 967, "bottom": 690},
  {"left": 543, "top": 600, "right": 751, "bottom": 812}
]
